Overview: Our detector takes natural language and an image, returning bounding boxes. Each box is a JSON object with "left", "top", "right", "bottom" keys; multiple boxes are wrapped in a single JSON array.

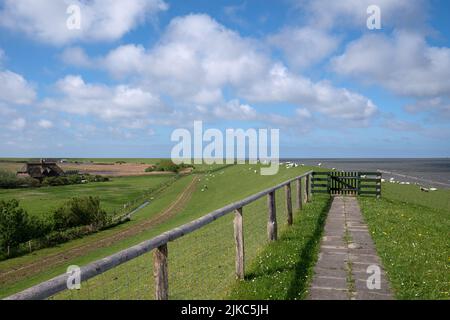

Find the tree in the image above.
[
  {"left": 0, "top": 199, "right": 31, "bottom": 252},
  {"left": 53, "top": 196, "right": 108, "bottom": 230}
]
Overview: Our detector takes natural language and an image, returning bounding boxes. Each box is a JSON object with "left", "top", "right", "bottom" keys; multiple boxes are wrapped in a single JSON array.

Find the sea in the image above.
[{"left": 282, "top": 158, "right": 450, "bottom": 189}]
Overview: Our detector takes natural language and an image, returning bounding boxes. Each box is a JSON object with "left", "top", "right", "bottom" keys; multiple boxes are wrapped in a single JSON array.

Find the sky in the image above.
[{"left": 0, "top": 0, "right": 449, "bottom": 158}]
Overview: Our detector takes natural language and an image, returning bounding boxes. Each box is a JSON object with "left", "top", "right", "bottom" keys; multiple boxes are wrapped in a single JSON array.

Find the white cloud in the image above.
[
  {"left": 99, "top": 14, "right": 376, "bottom": 123},
  {"left": 38, "top": 119, "right": 53, "bottom": 129},
  {"left": 60, "top": 47, "right": 93, "bottom": 67},
  {"left": 268, "top": 27, "right": 339, "bottom": 69},
  {"left": 8, "top": 118, "right": 27, "bottom": 131},
  {"left": 0, "top": 0, "right": 168, "bottom": 45},
  {"left": 332, "top": 31, "right": 450, "bottom": 98},
  {"left": 102, "top": 14, "right": 270, "bottom": 105},
  {"left": 41, "top": 75, "right": 166, "bottom": 121},
  {"left": 212, "top": 100, "right": 259, "bottom": 121},
  {"left": 0, "top": 70, "right": 36, "bottom": 105},
  {"left": 241, "top": 64, "right": 377, "bottom": 122}
]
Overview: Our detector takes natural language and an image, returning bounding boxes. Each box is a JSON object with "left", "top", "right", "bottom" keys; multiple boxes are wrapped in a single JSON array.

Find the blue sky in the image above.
[{"left": 0, "top": 0, "right": 449, "bottom": 158}]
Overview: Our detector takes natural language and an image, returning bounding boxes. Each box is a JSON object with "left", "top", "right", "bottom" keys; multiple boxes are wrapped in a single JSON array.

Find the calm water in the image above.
[{"left": 283, "top": 158, "right": 450, "bottom": 188}]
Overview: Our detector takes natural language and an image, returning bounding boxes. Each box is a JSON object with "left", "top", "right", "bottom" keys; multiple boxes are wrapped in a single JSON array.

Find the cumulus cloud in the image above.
[
  {"left": 97, "top": 14, "right": 377, "bottom": 123},
  {"left": 40, "top": 75, "right": 166, "bottom": 121},
  {"left": 240, "top": 64, "right": 377, "bottom": 122},
  {"left": 332, "top": 31, "right": 450, "bottom": 98},
  {"left": 268, "top": 27, "right": 339, "bottom": 69},
  {"left": 0, "top": 70, "right": 36, "bottom": 105},
  {"left": 102, "top": 15, "right": 270, "bottom": 105},
  {"left": 0, "top": 0, "right": 168, "bottom": 45}
]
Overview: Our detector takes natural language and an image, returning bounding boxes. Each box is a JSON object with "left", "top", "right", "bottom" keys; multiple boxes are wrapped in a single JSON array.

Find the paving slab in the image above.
[{"left": 308, "top": 196, "right": 394, "bottom": 300}]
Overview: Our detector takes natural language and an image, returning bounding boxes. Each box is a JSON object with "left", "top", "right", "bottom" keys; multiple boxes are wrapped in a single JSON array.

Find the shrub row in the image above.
[
  {"left": 0, "top": 197, "right": 110, "bottom": 258},
  {"left": 145, "top": 160, "right": 194, "bottom": 173}
]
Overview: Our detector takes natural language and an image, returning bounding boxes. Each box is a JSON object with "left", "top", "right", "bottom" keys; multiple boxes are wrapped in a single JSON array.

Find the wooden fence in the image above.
[
  {"left": 311, "top": 171, "right": 381, "bottom": 197},
  {"left": 5, "top": 171, "right": 313, "bottom": 300}
]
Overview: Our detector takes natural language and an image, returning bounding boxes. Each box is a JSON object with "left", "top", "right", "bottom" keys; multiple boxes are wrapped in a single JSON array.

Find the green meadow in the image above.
[{"left": 0, "top": 175, "right": 176, "bottom": 218}]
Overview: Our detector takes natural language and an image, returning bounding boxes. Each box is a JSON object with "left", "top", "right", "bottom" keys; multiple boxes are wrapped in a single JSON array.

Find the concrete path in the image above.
[{"left": 308, "top": 196, "right": 393, "bottom": 300}]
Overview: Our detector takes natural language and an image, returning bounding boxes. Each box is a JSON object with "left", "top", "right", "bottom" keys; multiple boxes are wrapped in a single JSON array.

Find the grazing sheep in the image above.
[{"left": 420, "top": 187, "right": 429, "bottom": 192}]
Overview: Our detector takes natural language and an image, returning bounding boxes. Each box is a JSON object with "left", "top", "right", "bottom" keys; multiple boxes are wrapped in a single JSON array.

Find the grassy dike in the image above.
[
  {"left": 1, "top": 164, "right": 316, "bottom": 299},
  {"left": 359, "top": 183, "right": 450, "bottom": 300}
]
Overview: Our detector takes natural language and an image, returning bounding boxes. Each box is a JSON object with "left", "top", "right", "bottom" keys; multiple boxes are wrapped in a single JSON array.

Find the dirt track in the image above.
[{"left": 0, "top": 176, "right": 200, "bottom": 287}]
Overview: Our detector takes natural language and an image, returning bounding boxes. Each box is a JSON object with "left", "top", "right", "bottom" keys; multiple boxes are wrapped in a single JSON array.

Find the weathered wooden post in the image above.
[
  {"left": 153, "top": 244, "right": 169, "bottom": 300},
  {"left": 296, "top": 178, "right": 303, "bottom": 210},
  {"left": 233, "top": 207, "right": 245, "bottom": 279},
  {"left": 285, "top": 183, "right": 293, "bottom": 225},
  {"left": 267, "top": 191, "right": 277, "bottom": 241}
]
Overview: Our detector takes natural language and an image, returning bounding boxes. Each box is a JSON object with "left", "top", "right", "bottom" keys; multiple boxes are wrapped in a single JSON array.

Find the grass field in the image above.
[
  {"left": 0, "top": 175, "right": 176, "bottom": 218},
  {"left": 0, "top": 163, "right": 315, "bottom": 298},
  {"left": 359, "top": 183, "right": 450, "bottom": 300}
]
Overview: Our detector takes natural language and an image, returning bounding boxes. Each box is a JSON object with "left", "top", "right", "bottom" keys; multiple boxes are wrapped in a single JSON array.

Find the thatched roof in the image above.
[{"left": 17, "top": 160, "right": 64, "bottom": 179}]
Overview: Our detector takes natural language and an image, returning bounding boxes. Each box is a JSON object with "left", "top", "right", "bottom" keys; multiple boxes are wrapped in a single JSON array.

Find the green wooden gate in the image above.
[{"left": 311, "top": 171, "right": 381, "bottom": 197}]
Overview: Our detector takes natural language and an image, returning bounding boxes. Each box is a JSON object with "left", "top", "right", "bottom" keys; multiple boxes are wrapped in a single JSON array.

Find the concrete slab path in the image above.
[{"left": 308, "top": 196, "right": 394, "bottom": 300}]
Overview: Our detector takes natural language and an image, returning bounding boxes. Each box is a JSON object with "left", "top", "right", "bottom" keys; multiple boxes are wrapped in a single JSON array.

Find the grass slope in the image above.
[{"left": 359, "top": 183, "right": 450, "bottom": 300}]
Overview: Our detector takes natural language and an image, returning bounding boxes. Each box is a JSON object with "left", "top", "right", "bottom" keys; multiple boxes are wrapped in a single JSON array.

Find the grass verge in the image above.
[
  {"left": 227, "top": 194, "right": 331, "bottom": 300},
  {"left": 359, "top": 183, "right": 450, "bottom": 300}
]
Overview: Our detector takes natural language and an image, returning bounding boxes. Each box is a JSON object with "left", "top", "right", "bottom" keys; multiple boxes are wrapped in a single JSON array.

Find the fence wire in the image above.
[{"left": 24, "top": 177, "right": 305, "bottom": 300}]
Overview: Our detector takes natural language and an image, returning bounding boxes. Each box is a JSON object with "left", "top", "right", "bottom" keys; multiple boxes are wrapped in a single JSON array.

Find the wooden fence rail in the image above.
[{"left": 5, "top": 171, "right": 313, "bottom": 300}]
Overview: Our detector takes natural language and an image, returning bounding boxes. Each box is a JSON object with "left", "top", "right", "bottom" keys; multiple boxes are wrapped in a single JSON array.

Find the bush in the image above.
[
  {"left": 42, "top": 174, "right": 108, "bottom": 186},
  {"left": 0, "top": 170, "right": 40, "bottom": 189},
  {"left": 53, "top": 196, "right": 108, "bottom": 230}
]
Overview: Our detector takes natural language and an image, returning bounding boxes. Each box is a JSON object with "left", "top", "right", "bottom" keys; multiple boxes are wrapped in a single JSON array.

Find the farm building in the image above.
[{"left": 17, "top": 160, "right": 65, "bottom": 181}]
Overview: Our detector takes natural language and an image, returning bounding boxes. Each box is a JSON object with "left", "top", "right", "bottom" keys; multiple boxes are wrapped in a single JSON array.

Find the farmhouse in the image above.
[{"left": 17, "top": 159, "right": 65, "bottom": 181}]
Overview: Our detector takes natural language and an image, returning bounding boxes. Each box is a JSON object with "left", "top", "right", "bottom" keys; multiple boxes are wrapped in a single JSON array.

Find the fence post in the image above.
[
  {"left": 267, "top": 191, "right": 277, "bottom": 241},
  {"left": 296, "top": 178, "right": 303, "bottom": 210},
  {"left": 233, "top": 207, "right": 245, "bottom": 279},
  {"left": 153, "top": 244, "right": 169, "bottom": 300},
  {"left": 285, "top": 183, "right": 293, "bottom": 225}
]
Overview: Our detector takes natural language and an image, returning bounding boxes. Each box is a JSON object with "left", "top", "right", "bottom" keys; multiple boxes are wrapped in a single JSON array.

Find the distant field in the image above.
[
  {"left": 359, "top": 183, "right": 450, "bottom": 300},
  {"left": 0, "top": 175, "right": 175, "bottom": 218}
]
